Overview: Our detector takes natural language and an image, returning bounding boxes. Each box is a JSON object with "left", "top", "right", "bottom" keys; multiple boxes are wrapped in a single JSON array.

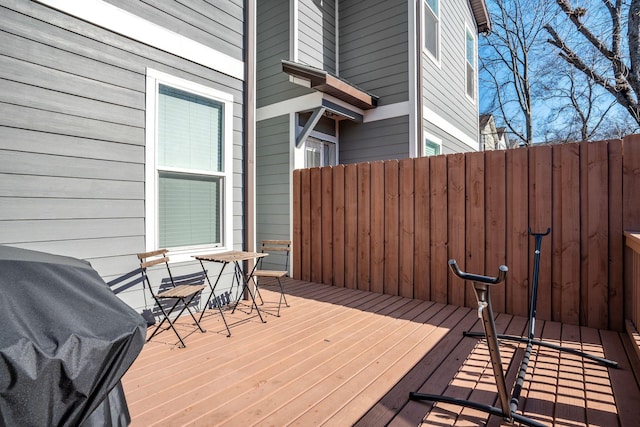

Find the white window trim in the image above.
[
  {"left": 145, "top": 68, "right": 234, "bottom": 262},
  {"left": 423, "top": 0, "right": 441, "bottom": 67},
  {"left": 424, "top": 132, "right": 442, "bottom": 156},
  {"left": 464, "top": 23, "right": 477, "bottom": 104}
]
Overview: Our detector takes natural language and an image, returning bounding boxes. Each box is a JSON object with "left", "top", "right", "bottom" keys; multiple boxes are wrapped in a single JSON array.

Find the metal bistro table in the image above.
[{"left": 194, "top": 251, "right": 268, "bottom": 336}]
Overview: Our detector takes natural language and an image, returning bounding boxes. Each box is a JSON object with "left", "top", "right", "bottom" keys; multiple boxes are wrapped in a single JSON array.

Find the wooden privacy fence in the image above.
[{"left": 292, "top": 136, "right": 640, "bottom": 331}]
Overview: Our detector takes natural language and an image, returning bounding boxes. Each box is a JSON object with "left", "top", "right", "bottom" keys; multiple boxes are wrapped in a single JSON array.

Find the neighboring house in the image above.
[
  {"left": 0, "top": 0, "right": 252, "bottom": 312},
  {"left": 479, "top": 113, "right": 507, "bottom": 150},
  {"left": 255, "top": 0, "right": 491, "bottom": 264},
  {"left": 496, "top": 127, "right": 509, "bottom": 148}
]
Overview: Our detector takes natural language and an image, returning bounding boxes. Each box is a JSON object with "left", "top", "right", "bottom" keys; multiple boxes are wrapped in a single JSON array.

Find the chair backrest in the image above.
[
  {"left": 137, "top": 249, "right": 174, "bottom": 298},
  {"left": 259, "top": 240, "right": 291, "bottom": 272}
]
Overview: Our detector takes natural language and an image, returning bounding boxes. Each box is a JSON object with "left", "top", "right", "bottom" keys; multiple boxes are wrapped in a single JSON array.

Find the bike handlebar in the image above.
[
  {"left": 448, "top": 259, "right": 508, "bottom": 285},
  {"left": 528, "top": 227, "right": 551, "bottom": 237}
]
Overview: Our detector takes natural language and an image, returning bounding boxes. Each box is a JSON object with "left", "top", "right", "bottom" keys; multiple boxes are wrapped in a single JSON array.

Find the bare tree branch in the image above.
[{"left": 545, "top": 0, "right": 640, "bottom": 124}]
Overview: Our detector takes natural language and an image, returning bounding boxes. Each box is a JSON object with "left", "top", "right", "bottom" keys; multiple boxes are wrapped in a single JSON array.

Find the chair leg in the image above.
[
  {"left": 148, "top": 298, "right": 188, "bottom": 348},
  {"left": 253, "top": 276, "right": 265, "bottom": 305},
  {"left": 208, "top": 293, "right": 232, "bottom": 337},
  {"left": 181, "top": 294, "right": 206, "bottom": 333},
  {"left": 275, "top": 277, "right": 289, "bottom": 317},
  {"left": 277, "top": 277, "right": 289, "bottom": 307}
]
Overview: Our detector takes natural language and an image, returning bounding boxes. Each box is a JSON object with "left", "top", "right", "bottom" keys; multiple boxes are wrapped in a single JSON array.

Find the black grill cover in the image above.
[{"left": 0, "top": 246, "right": 146, "bottom": 426}]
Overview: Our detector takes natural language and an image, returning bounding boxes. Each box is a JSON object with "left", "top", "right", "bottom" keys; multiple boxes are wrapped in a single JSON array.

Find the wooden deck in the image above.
[{"left": 122, "top": 278, "right": 640, "bottom": 426}]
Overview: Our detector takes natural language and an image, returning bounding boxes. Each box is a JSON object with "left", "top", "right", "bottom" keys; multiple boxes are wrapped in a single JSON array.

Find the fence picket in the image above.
[
  {"left": 321, "top": 167, "right": 333, "bottom": 286},
  {"left": 529, "top": 145, "right": 553, "bottom": 321},
  {"left": 384, "top": 160, "right": 399, "bottom": 296},
  {"left": 465, "top": 151, "right": 485, "bottom": 309},
  {"left": 358, "top": 163, "right": 371, "bottom": 292},
  {"left": 448, "top": 153, "right": 466, "bottom": 307},
  {"left": 399, "top": 159, "right": 415, "bottom": 298},
  {"left": 345, "top": 164, "right": 358, "bottom": 290},
  {"left": 311, "top": 167, "right": 322, "bottom": 284},
  {"left": 414, "top": 157, "right": 431, "bottom": 301},
  {"left": 332, "top": 165, "right": 345, "bottom": 287},
  {"left": 587, "top": 142, "right": 609, "bottom": 329},
  {"left": 370, "top": 161, "right": 385, "bottom": 294},
  {"left": 507, "top": 148, "right": 529, "bottom": 317},
  {"left": 608, "top": 140, "right": 623, "bottom": 331},
  {"left": 430, "top": 155, "right": 448, "bottom": 304},
  {"left": 485, "top": 150, "right": 506, "bottom": 312},
  {"left": 559, "top": 143, "right": 580, "bottom": 325},
  {"left": 301, "top": 168, "right": 312, "bottom": 282}
]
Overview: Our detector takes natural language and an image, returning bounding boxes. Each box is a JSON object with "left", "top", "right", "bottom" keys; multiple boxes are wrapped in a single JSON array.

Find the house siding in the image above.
[
  {"left": 0, "top": 0, "right": 245, "bottom": 312},
  {"left": 104, "top": 0, "right": 244, "bottom": 61},
  {"left": 339, "top": 116, "right": 410, "bottom": 163},
  {"left": 339, "top": 0, "right": 409, "bottom": 106},
  {"left": 256, "top": 115, "right": 291, "bottom": 271},
  {"left": 257, "top": 0, "right": 311, "bottom": 108},
  {"left": 423, "top": 119, "right": 470, "bottom": 154},
  {"left": 423, "top": 0, "right": 479, "bottom": 151},
  {"left": 298, "top": 0, "right": 336, "bottom": 73}
]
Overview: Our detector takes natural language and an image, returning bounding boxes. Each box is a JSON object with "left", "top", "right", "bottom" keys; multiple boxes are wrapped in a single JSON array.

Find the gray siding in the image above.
[
  {"left": 423, "top": 0, "right": 479, "bottom": 150},
  {"left": 339, "top": 0, "right": 408, "bottom": 105},
  {"left": 256, "top": 115, "right": 291, "bottom": 271},
  {"left": 339, "top": 116, "right": 410, "bottom": 163},
  {"left": 298, "top": 0, "right": 336, "bottom": 73},
  {"left": 0, "top": 0, "right": 245, "bottom": 312},
  {"left": 105, "top": 0, "right": 244, "bottom": 61},
  {"left": 423, "top": 119, "right": 471, "bottom": 154},
  {"left": 257, "top": 0, "right": 311, "bottom": 108}
]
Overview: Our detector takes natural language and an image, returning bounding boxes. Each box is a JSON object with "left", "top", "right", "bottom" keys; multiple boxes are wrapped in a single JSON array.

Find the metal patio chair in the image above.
[
  {"left": 252, "top": 240, "right": 291, "bottom": 317},
  {"left": 137, "top": 249, "right": 206, "bottom": 348}
]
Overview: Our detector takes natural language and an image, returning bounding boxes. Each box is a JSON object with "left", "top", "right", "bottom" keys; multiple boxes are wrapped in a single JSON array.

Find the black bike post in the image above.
[
  {"left": 510, "top": 228, "right": 550, "bottom": 414},
  {"left": 527, "top": 228, "right": 549, "bottom": 340}
]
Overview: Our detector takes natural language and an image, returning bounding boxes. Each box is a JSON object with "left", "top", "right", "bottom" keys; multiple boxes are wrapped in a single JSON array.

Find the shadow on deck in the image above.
[{"left": 122, "top": 278, "right": 640, "bottom": 426}]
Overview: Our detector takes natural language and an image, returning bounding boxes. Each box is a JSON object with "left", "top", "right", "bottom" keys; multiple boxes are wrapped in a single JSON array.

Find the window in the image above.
[
  {"left": 465, "top": 27, "right": 476, "bottom": 100},
  {"left": 305, "top": 137, "right": 337, "bottom": 168},
  {"left": 296, "top": 112, "right": 338, "bottom": 168},
  {"left": 424, "top": 134, "right": 442, "bottom": 156},
  {"left": 424, "top": 0, "right": 440, "bottom": 61},
  {"left": 145, "top": 69, "right": 233, "bottom": 258}
]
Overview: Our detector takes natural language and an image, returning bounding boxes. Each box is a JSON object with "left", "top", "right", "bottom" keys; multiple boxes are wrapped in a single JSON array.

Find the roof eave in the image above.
[{"left": 470, "top": 0, "right": 491, "bottom": 35}]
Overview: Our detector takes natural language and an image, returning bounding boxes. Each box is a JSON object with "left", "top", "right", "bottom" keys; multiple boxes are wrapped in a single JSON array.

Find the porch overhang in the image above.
[{"left": 282, "top": 60, "right": 379, "bottom": 110}]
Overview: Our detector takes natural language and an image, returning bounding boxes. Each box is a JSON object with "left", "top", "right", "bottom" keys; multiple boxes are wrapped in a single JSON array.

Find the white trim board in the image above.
[
  {"left": 408, "top": 0, "right": 418, "bottom": 157},
  {"left": 257, "top": 94, "right": 410, "bottom": 124},
  {"left": 35, "top": 0, "right": 245, "bottom": 81},
  {"left": 423, "top": 105, "right": 479, "bottom": 150},
  {"left": 364, "top": 101, "right": 410, "bottom": 123},
  {"left": 257, "top": 93, "right": 324, "bottom": 121}
]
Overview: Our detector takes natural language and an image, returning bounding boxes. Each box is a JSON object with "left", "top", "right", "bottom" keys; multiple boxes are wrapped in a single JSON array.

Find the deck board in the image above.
[{"left": 122, "top": 279, "right": 640, "bottom": 426}]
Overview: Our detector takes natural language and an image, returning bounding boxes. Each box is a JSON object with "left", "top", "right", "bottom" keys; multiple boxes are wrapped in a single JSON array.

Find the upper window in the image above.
[
  {"left": 465, "top": 26, "right": 476, "bottom": 100},
  {"left": 423, "top": 0, "right": 440, "bottom": 62},
  {"left": 145, "top": 69, "right": 234, "bottom": 259}
]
